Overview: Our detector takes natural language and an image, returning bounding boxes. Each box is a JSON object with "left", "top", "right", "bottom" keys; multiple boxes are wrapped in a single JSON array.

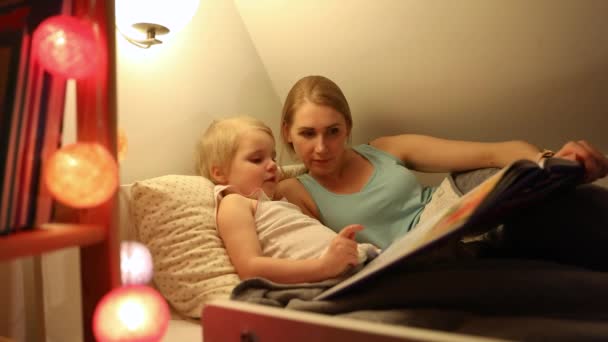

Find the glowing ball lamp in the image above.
[
  {"left": 93, "top": 285, "right": 170, "bottom": 342},
  {"left": 44, "top": 142, "right": 118, "bottom": 208},
  {"left": 121, "top": 241, "right": 154, "bottom": 286},
  {"left": 33, "top": 14, "right": 98, "bottom": 79}
]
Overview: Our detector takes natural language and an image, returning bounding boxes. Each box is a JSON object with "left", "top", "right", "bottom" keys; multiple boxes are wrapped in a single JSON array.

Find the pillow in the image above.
[
  {"left": 280, "top": 164, "right": 307, "bottom": 180},
  {"left": 130, "top": 175, "right": 240, "bottom": 318}
]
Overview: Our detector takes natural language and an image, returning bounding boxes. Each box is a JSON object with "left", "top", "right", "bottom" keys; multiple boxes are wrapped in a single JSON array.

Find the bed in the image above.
[{"left": 119, "top": 166, "right": 608, "bottom": 341}]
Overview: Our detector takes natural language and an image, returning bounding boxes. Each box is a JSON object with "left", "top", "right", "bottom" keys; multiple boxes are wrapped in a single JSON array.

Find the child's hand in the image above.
[{"left": 319, "top": 224, "right": 364, "bottom": 278}]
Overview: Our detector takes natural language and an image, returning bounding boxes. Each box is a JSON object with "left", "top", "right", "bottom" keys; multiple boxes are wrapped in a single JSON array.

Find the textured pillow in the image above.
[{"left": 130, "top": 175, "right": 240, "bottom": 318}]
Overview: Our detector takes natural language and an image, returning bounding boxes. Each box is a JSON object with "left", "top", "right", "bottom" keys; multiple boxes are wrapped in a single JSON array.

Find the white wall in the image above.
[
  {"left": 117, "top": 0, "right": 281, "bottom": 183},
  {"left": 236, "top": 0, "right": 608, "bottom": 185}
]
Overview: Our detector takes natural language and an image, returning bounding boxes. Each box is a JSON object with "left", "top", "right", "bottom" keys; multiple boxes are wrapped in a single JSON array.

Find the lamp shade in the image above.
[
  {"left": 44, "top": 142, "right": 118, "bottom": 208},
  {"left": 121, "top": 241, "right": 154, "bottom": 286},
  {"left": 116, "top": 0, "right": 200, "bottom": 40},
  {"left": 93, "top": 285, "right": 170, "bottom": 342},
  {"left": 33, "top": 15, "right": 98, "bottom": 79}
]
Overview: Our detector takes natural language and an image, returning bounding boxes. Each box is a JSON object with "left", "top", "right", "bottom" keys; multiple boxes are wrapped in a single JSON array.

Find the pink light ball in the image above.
[
  {"left": 121, "top": 241, "right": 154, "bottom": 286},
  {"left": 33, "top": 14, "right": 98, "bottom": 79},
  {"left": 44, "top": 142, "right": 118, "bottom": 208},
  {"left": 93, "top": 285, "right": 170, "bottom": 342}
]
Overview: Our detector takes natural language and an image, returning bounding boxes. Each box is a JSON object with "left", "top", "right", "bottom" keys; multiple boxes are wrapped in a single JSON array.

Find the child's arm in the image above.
[{"left": 217, "top": 194, "right": 361, "bottom": 283}]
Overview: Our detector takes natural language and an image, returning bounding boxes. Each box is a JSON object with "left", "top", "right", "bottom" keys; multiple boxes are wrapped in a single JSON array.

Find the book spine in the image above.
[
  {"left": 0, "top": 29, "right": 29, "bottom": 235},
  {"left": 34, "top": 73, "right": 66, "bottom": 227}
]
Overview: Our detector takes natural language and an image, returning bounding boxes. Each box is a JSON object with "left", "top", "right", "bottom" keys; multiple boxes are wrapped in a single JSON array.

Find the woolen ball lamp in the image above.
[
  {"left": 93, "top": 285, "right": 170, "bottom": 342},
  {"left": 121, "top": 241, "right": 154, "bottom": 286},
  {"left": 44, "top": 142, "right": 118, "bottom": 208},
  {"left": 33, "top": 14, "right": 98, "bottom": 79}
]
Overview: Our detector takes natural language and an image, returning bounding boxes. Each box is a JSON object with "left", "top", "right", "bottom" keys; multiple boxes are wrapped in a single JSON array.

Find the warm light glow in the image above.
[
  {"left": 115, "top": 0, "right": 200, "bottom": 41},
  {"left": 44, "top": 142, "right": 118, "bottom": 208},
  {"left": 117, "top": 127, "right": 128, "bottom": 161},
  {"left": 33, "top": 15, "right": 98, "bottom": 79},
  {"left": 93, "top": 286, "right": 170, "bottom": 342},
  {"left": 121, "top": 241, "right": 154, "bottom": 286},
  {"left": 118, "top": 298, "right": 146, "bottom": 331}
]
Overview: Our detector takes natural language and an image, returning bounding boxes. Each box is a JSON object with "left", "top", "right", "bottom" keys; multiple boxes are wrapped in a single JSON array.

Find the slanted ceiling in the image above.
[{"left": 235, "top": 0, "right": 608, "bottom": 151}]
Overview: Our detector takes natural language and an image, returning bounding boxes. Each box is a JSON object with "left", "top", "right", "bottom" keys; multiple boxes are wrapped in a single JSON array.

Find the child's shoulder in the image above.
[
  {"left": 219, "top": 192, "right": 255, "bottom": 208},
  {"left": 217, "top": 194, "right": 256, "bottom": 223}
]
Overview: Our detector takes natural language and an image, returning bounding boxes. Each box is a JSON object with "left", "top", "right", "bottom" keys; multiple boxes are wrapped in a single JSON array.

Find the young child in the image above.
[{"left": 195, "top": 116, "right": 378, "bottom": 284}]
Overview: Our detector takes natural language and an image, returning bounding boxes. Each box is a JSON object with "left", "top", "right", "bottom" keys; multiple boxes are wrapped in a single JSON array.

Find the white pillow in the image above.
[{"left": 130, "top": 175, "right": 240, "bottom": 318}]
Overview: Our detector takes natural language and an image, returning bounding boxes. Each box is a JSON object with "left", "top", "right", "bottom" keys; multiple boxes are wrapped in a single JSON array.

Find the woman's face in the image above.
[{"left": 285, "top": 102, "right": 350, "bottom": 177}]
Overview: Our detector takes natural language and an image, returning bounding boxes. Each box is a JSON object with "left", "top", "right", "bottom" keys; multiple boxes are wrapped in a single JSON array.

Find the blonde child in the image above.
[{"left": 195, "top": 116, "right": 378, "bottom": 284}]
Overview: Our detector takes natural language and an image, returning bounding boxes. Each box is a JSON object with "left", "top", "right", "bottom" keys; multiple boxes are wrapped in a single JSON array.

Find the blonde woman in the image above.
[{"left": 277, "top": 75, "right": 608, "bottom": 269}]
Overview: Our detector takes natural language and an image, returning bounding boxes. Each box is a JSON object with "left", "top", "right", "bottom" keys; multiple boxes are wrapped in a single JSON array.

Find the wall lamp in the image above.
[{"left": 115, "top": 0, "right": 200, "bottom": 49}]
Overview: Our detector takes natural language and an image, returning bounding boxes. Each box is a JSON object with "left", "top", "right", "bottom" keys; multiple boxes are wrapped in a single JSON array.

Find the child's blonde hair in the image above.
[{"left": 195, "top": 115, "right": 274, "bottom": 183}]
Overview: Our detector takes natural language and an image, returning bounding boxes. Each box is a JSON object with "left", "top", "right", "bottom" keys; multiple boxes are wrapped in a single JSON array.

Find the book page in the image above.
[{"left": 316, "top": 167, "right": 509, "bottom": 300}]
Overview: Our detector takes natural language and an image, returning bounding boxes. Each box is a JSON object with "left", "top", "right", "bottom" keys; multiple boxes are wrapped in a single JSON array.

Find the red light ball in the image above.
[
  {"left": 44, "top": 142, "right": 118, "bottom": 208},
  {"left": 93, "top": 286, "right": 170, "bottom": 342},
  {"left": 33, "top": 15, "right": 98, "bottom": 79}
]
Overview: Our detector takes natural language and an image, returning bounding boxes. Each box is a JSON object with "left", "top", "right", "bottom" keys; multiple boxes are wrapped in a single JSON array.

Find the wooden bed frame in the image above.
[{"left": 201, "top": 299, "right": 500, "bottom": 342}]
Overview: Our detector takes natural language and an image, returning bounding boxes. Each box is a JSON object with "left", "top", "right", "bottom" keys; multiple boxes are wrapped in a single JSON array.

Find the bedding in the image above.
[
  {"left": 127, "top": 165, "right": 309, "bottom": 318},
  {"left": 130, "top": 175, "right": 240, "bottom": 317},
  {"left": 231, "top": 259, "right": 608, "bottom": 341}
]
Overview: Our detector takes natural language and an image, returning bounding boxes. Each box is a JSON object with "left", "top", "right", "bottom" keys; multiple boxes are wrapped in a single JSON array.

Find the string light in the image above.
[
  {"left": 33, "top": 14, "right": 98, "bottom": 79},
  {"left": 121, "top": 241, "right": 154, "bottom": 286},
  {"left": 93, "top": 286, "right": 170, "bottom": 342},
  {"left": 44, "top": 142, "right": 118, "bottom": 208}
]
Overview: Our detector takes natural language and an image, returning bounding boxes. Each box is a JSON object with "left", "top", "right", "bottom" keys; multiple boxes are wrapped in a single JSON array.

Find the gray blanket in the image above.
[{"left": 232, "top": 259, "right": 608, "bottom": 341}]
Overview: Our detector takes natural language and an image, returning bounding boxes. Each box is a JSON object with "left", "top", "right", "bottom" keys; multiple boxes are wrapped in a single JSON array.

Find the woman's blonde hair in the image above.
[
  {"left": 280, "top": 75, "right": 352, "bottom": 157},
  {"left": 195, "top": 115, "right": 274, "bottom": 183}
]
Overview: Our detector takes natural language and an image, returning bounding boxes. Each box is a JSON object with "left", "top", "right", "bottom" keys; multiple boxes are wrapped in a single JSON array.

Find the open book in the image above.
[{"left": 315, "top": 157, "right": 585, "bottom": 300}]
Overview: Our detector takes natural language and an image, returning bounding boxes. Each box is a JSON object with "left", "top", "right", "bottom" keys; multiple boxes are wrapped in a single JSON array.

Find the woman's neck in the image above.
[{"left": 312, "top": 148, "right": 359, "bottom": 189}]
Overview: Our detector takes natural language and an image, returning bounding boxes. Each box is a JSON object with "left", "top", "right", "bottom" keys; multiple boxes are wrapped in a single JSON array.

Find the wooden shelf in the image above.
[{"left": 0, "top": 223, "right": 106, "bottom": 262}]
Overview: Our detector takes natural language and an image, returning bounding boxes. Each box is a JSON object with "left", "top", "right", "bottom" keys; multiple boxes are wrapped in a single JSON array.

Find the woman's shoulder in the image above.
[
  {"left": 276, "top": 178, "right": 307, "bottom": 201},
  {"left": 276, "top": 178, "right": 320, "bottom": 219},
  {"left": 355, "top": 141, "right": 403, "bottom": 165}
]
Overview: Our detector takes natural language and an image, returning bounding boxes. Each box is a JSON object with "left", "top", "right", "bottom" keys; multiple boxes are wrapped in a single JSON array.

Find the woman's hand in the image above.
[
  {"left": 319, "top": 224, "right": 364, "bottom": 278},
  {"left": 555, "top": 140, "right": 608, "bottom": 183}
]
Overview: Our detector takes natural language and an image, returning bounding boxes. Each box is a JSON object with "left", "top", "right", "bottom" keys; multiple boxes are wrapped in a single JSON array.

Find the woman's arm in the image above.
[
  {"left": 371, "top": 134, "right": 538, "bottom": 172},
  {"left": 275, "top": 178, "right": 320, "bottom": 219},
  {"left": 217, "top": 194, "right": 355, "bottom": 283},
  {"left": 371, "top": 135, "right": 608, "bottom": 182}
]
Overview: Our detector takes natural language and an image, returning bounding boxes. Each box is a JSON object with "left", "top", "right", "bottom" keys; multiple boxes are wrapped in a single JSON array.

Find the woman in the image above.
[{"left": 276, "top": 75, "right": 608, "bottom": 255}]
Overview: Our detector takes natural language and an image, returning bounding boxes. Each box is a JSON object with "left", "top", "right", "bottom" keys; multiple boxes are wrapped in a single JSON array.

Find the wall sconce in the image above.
[{"left": 115, "top": 0, "right": 200, "bottom": 49}]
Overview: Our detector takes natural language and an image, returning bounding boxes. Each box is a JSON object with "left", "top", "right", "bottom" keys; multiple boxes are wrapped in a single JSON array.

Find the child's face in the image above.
[{"left": 225, "top": 129, "right": 278, "bottom": 197}]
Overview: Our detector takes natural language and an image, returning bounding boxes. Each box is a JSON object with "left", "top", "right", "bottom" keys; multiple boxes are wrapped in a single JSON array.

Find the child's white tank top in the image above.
[{"left": 214, "top": 185, "right": 378, "bottom": 262}]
